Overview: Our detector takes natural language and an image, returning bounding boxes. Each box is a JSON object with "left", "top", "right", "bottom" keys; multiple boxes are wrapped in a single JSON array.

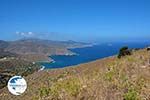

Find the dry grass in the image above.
[{"left": 0, "top": 49, "right": 150, "bottom": 100}]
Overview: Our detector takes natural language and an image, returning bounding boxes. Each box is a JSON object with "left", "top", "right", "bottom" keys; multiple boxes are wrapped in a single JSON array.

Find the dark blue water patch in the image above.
[{"left": 41, "top": 42, "right": 150, "bottom": 69}]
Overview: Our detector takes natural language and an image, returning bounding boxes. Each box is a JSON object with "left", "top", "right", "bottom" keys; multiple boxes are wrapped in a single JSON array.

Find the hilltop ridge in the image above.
[{"left": 0, "top": 48, "right": 149, "bottom": 100}]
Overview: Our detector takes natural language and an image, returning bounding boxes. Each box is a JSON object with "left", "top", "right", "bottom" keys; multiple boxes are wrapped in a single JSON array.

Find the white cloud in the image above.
[
  {"left": 16, "top": 31, "right": 34, "bottom": 37},
  {"left": 28, "top": 32, "right": 33, "bottom": 35}
]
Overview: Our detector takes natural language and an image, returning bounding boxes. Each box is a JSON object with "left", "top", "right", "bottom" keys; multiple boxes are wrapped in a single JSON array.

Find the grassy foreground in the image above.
[{"left": 0, "top": 49, "right": 150, "bottom": 100}]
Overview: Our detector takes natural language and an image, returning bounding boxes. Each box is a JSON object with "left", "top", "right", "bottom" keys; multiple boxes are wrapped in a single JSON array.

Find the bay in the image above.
[{"left": 41, "top": 42, "right": 150, "bottom": 69}]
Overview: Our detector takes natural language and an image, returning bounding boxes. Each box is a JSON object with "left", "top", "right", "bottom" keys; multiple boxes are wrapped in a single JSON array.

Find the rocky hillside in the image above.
[
  {"left": 0, "top": 49, "right": 16, "bottom": 58},
  {"left": 0, "top": 57, "right": 41, "bottom": 89},
  {"left": 0, "top": 39, "right": 90, "bottom": 62},
  {"left": 0, "top": 48, "right": 149, "bottom": 100}
]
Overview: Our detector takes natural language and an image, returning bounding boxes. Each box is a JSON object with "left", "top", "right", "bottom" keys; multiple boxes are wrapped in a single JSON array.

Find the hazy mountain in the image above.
[
  {"left": 0, "top": 38, "right": 91, "bottom": 62},
  {"left": 0, "top": 40, "right": 9, "bottom": 49},
  {"left": 5, "top": 38, "right": 88, "bottom": 55}
]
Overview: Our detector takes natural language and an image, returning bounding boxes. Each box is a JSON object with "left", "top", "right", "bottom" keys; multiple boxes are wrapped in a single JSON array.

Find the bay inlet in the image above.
[{"left": 41, "top": 42, "right": 150, "bottom": 69}]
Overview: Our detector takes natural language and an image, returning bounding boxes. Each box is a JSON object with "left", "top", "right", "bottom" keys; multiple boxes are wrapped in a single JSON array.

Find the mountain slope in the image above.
[
  {"left": 0, "top": 39, "right": 90, "bottom": 62},
  {"left": 0, "top": 48, "right": 149, "bottom": 100},
  {"left": 0, "top": 49, "right": 16, "bottom": 58},
  {"left": 0, "top": 40, "right": 9, "bottom": 49},
  {"left": 5, "top": 39, "right": 68, "bottom": 55}
]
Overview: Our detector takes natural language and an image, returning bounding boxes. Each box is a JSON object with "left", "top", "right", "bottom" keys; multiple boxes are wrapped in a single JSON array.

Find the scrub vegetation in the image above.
[{"left": 0, "top": 48, "right": 150, "bottom": 100}]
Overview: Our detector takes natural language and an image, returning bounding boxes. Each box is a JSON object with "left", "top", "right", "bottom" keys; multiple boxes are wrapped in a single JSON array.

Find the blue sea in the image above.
[{"left": 41, "top": 42, "right": 150, "bottom": 69}]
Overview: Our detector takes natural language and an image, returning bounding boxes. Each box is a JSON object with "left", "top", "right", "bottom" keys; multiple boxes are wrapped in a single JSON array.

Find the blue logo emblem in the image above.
[{"left": 7, "top": 76, "right": 27, "bottom": 95}]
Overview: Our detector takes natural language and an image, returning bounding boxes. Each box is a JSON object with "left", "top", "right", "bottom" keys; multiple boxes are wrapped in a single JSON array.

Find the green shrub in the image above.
[
  {"left": 124, "top": 88, "right": 138, "bottom": 100},
  {"left": 118, "top": 46, "right": 131, "bottom": 58},
  {"left": 105, "top": 71, "right": 115, "bottom": 81},
  {"left": 39, "top": 87, "right": 50, "bottom": 97}
]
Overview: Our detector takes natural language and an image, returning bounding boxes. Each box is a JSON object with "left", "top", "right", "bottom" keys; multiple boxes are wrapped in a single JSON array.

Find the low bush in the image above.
[
  {"left": 123, "top": 88, "right": 139, "bottom": 100},
  {"left": 118, "top": 46, "right": 131, "bottom": 58}
]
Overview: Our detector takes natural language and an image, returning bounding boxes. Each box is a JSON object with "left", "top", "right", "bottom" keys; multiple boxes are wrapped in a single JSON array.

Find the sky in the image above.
[{"left": 0, "top": 0, "right": 150, "bottom": 42}]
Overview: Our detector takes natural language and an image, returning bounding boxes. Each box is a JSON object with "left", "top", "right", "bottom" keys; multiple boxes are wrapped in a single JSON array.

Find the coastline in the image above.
[
  {"left": 43, "top": 54, "right": 117, "bottom": 71},
  {"left": 35, "top": 44, "right": 94, "bottom": 65},
  {"left": 1, "top": 48, "right": 150, "bottom": 100},
  {"left": 39, "top": 44, "right": 119, "bottom": 70}
]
